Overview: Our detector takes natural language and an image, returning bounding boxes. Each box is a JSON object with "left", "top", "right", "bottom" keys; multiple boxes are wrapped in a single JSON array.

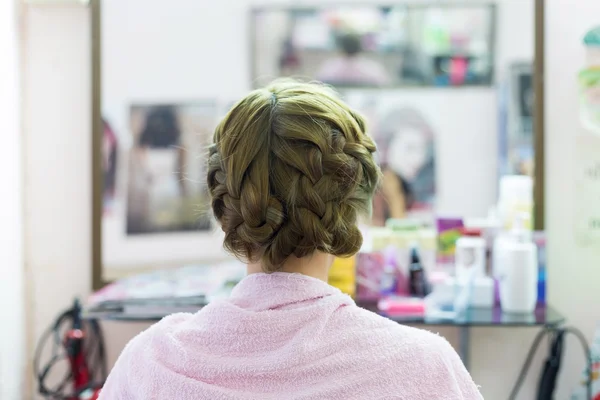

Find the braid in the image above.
[{"left": 207, "top": 80, "right": 381, "bottom": 272}]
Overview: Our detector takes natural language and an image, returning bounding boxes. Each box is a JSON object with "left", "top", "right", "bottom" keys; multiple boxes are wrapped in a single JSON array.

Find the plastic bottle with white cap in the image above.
[
  {"left": 497, "top": 213, "right": 538, "bottom": 313},
  {"left": 498, "top": 175, "right": 533, "bottom": 230}
]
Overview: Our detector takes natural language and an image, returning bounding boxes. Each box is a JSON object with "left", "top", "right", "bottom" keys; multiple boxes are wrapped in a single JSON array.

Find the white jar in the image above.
[
  {"left": 455, "top": 229, "right": 486, "bottom": 281},
  {"left": 498, "top": 239, "right": 538, "bottom": 313}
]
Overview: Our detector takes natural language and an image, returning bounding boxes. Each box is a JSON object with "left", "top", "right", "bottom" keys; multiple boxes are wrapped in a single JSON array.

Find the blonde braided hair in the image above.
[{"left": 207, "top": 80, "right": 381, "bottom": 272}]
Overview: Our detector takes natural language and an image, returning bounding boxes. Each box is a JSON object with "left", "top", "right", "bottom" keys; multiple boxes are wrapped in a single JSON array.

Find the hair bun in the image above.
[
  {"left": 235, "top": 197, "right": 285, "bottom": 243},
  {"left": 207, "top": 80, "right": 381, "bottom": 272}
]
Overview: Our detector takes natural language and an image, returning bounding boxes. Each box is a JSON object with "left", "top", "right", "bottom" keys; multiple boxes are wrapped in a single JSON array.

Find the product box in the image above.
[
  {"left": 437, "top": 218, "right": 464, "bottom": 266},
  {"left": 355, "top": 252, "right": 387, "bottom": 302},
  {"left": 328, "top": 256, "right": 356, "bottom": 297}
]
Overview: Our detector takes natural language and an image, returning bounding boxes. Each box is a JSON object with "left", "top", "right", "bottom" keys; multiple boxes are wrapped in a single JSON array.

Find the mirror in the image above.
[{"left": 92, "top": 0, "right": 544, "bottom": 289}]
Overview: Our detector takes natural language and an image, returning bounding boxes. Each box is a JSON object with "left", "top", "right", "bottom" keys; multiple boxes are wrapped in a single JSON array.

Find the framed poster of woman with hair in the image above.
[{"left": 126, "top": 104, "right": 213, "bottom": 235}]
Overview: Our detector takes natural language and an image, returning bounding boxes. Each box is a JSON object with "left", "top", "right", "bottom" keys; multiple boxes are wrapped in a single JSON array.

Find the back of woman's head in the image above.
[
  {"left": 336, "top": 32, "right": 362, "bottom": 56},
  {"left": 207, "top": 80, "right": 381, "bottom": 272}
]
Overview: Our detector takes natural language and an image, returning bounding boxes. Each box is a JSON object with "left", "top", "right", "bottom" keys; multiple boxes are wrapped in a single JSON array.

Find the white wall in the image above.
[
  {"left": 21, "top": 1, "right": 600, "bottom": 400},
  {"left": 23, "top": 5, "right": 91, "bottom": 399},
  {"left": 0, "top": 0, "right": 25, "bottom": 399},
  {"left": 545, "top": 1, "right": 600, "bottom": 398}
]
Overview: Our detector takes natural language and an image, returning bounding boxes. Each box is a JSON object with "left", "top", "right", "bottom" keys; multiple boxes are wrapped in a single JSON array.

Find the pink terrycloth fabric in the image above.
[{"left": 100, "top": 272, "right": 483, "bottom": 399}]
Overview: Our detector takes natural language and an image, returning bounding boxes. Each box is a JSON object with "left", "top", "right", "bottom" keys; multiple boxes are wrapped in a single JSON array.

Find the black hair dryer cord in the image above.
[{"left": 508, "top": 326, "right": 593, "bottom": 400}]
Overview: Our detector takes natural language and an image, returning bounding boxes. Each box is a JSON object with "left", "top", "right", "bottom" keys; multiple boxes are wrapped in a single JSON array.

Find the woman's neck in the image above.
[{"left": 247, "top": 251, "right": 334, "bottom": 282}]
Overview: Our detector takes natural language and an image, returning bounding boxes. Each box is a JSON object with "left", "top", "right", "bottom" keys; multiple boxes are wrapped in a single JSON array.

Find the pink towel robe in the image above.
[{"left": 100, "top": 272, "right": 483, "bottom": 399}]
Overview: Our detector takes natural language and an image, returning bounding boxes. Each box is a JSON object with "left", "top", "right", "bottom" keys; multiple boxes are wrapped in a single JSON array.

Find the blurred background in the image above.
[{"left": 2, "top": 0, "right": 600, "bottom": 399}]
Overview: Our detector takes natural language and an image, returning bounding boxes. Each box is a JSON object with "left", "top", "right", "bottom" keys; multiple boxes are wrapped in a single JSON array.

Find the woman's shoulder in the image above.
[
  {"left": 117, "top": 312, "right": 194, "bottom": 357},
  {"left": 98, "top": 313, "right": 195, "bottom": 399},
  {"left": 334, "top": 304, "right": 467, "bottom": 373},
  {"left": 338, "top": 306, "right": 482, "bottom": 398},
  {"left": 343, "top": 304, "right": 454, "bottom": 351}
]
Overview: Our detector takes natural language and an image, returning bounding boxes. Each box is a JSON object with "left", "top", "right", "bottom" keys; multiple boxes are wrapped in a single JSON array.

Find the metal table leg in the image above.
[{"left": 459, "top": 326, "right": 471, "bottom": 371}]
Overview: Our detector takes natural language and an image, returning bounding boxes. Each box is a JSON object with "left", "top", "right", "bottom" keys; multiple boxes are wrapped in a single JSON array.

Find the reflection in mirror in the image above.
[
  {"left": 93, "top": 0, "right": 540, "bottom": 285},
  {"left": 252, "top": 5, "right": 496, "bottom": 88},
  {"left": 124, "top": 103, "right": 214, "bottom": 235}
]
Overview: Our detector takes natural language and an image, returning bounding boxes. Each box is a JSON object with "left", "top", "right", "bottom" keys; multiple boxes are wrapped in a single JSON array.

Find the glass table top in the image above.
[
  {"left": 361, "top": 303, "right": 564, "bottom": 327},
  {"left": 87, "top": 302, "right": 564, "bottom": 327}
]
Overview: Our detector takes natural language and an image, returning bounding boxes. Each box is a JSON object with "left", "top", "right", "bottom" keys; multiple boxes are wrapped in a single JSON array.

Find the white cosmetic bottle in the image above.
[
  {"left": 498, "top": 214, "right": 538, "bottom": 313},
  {"left": 455, "top": 228, "right": 486, "bottom": 280}
]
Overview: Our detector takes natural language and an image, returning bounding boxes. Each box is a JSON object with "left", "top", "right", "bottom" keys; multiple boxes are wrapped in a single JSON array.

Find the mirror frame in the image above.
[
  {"left": 91, "top": 0, "right": 102, "bottom": 291},
  {"left": 533, "top": 0, "right": 545, "bottom": 232},
  {"left": 90, "top": 0, "right": 545, "bottom": 290}
]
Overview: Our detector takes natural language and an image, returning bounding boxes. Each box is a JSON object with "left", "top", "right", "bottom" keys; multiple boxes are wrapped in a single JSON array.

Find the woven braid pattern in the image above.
[{"left": 207, "top": 83, "right": 380, "bottom": 271}]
